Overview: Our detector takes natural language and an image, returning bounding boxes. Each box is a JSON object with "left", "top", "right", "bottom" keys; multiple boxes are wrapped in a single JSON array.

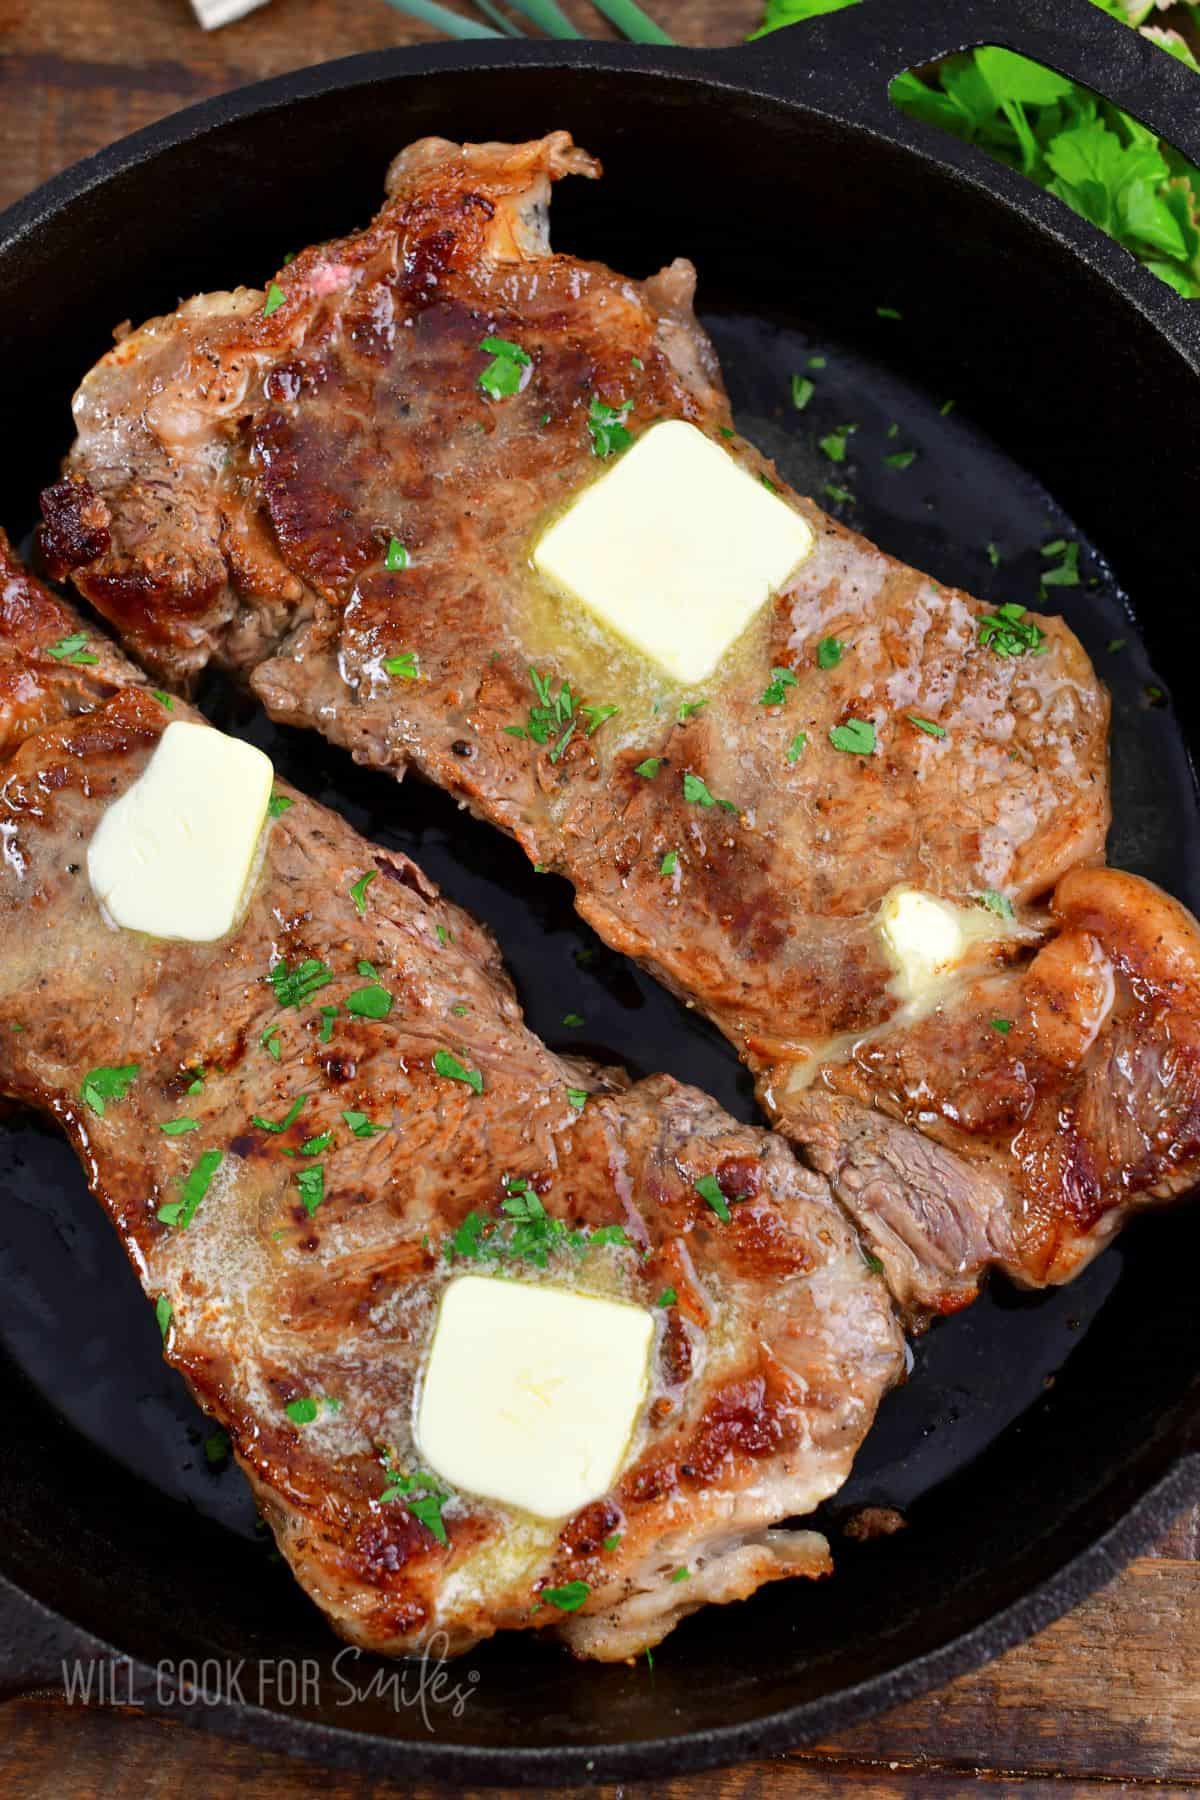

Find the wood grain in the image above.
[{"left": 2, "top": 0, "right": 1200, "bottom": 1792}]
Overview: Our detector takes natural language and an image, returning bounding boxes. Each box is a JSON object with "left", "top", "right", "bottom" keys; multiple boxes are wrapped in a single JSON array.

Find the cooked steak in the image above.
[
  {"left": 0, "top": 532, "right": 903, "bottom": 1660},
  {"left": 40, "top": 132, "right": 1200, "bottom": 1315}
]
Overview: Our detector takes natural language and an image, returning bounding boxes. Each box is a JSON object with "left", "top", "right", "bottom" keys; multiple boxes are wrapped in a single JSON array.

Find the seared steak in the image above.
[
  {"left": 40, "top": 133, "right": 1200, "bottom": 1314},
  {"left": 0, "top": 533, "right": 903, "bottom": 1660}
]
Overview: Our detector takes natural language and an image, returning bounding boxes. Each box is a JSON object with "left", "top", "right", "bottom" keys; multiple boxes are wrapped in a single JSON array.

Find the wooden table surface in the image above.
[{"left": 2, "top": 0, "right": 1200, "bottom": 1794}]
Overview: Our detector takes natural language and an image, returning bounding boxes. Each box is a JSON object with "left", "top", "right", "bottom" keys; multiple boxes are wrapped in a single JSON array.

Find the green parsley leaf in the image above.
[
  {"left": 760, "top": 666, "right": 798, "bottom": 706},
  {"left": 345, "top": 984, "right": 393, "bottom": 1020},
  {"left": 300, "top": 1132, "right": 333, "bottom": 1157},
  {"left": 285, "top": 1397, "right": 319, "bottom": 1425},
  {"left": 828, "top": 719, "right": 876, "bottom": 755},
  {"left": 562, "top": 1012, "right": 584, "bottom": 1029},
  {"left": 358, "top": 960, "right": 378, "bottom": 978},
  {"left": 160, "top": 1118, "right": 199, "bottom": 1135},
  {"left": 263, "top": 282, "right": 286, "bottom": 317},
  {"left": 252, "top": 1096, "right": 306, "bottom": 1135},
  {"left": 677, "top": 699, "right": 706, "bottom": 723},
  {"left": 824, "top": 484, "right": 854, "bottom": 506},
  {"left": 884, "top": 449, "right": 918, "bottom": 470},
  {"left": 877, "top": 304, "right": 903, "bottom": 319},
  {"left": 1108, "top": 638, "right": 1127, "bottom": 654},
  {"left": 588, "top": 394, "right": 633, "bottom": 458},
  {"left": 379, "top": 1457, "right": 452, "bottom": 1544},
  {"left": 634, "top": 757, "right": 661, "bottom": 779},
  {"left": 977, "top": 889, "right": 1015, "bottom": 920},
  {"left": 986, "top": 542, "right": 1002, "bottom": 568},
  {"left": 977, "top": 604, "right": 1046, "bottom": 658},
  {"left": 670, "top": 1566, "right": 691, "bottom": 1582},
  {"left": 80, "top": 1062, "right": 139, "bottom": 1117},
  {"left": 819, "top": 428, "right": 850, "bottom": 463},
  {"left": 186, "top": 1070, "right": 205, "bottom": 1095},
  {"left": 150, "top": 689, "right": 173, "bottom": 709},
  {"left": 478, "top": 335, "right": 531, "bottom": 400},
  {"left": 656, "top": 1286, "right": 677, "bottom": 1308},
  {"left": 509, "top": 666, "right": 615, "bottom": 762},
  {"left": 155, "top": 1294, "right": 172, "bottom": 1341},
  {"left": 906, "top": 714, "right": 947, "bottom": 739},
  {"left": 542, "top": 1581, "right": 590, "bottom": 1613},
  {"left": 566, "top": 1087, "right": 589, "bottom": 1111},
  {"left": 660, "top": 850, "right": 679, "bottom": 876},
  {"left": 270, "top": 958, "right": 333, "bottom": 1009},
  {"left": 603, "top": 1533, "right": 622, "bottom": 1552},
  {"left": 791, "top": 374, "right": 815, "bottom": 411},
  {"left": 991, "top": 1017, "right": 1014, "bottom": 1034},
  {"left": 1041, "top": 538, "right": 1080, "bottom": 590},
  {"left": 47, "top": 632, "right": 99, "bottom": 666},
  {"left": 384, "top": 537, "right": 409, "bottom": 572},
  {"left": 342, "top": 1108, "right": 384, "bottom": 1138},
  {"left": 172, "top": 1149, "right": 223, "bottom": 1230},
  {"left": 863, "top": 1252, "right": 884, "bottom": 1276},
  {"left": 760, "top": 473, "right": 779, "bottom": 493},
  {"left": 261, "top": 1025, "right": 282, "bottom": 1062},
  {"left": 694, "top": 1173, "right": 731, "bottom": 1222},
  {"left": 786, "top": 732, "right": 808, "bottom": 765},
  {"left": 349, "top": 870, "right": 377, "bottom": 914},
  {"left": 204, "top": 1429, "right": 230, "bottom": 1465},
  {"left": 156, "top": 1203, "right": 182, "bottom": 1226},
  {"left": 296, "top": 1165, "right": 324, "bottom": 1216},
  {"left": 450, "top": 1002, "right": 469, "bottom": 1016},
  {"left": 267, "top": 791, "right": 293, "bottom": 818},
  {"left": 319, "top": 1005, "right": 338, "bottom": 1044},
  {"left": 817, "top": 636, "right": 844, "bottom": 670},
  {"left": 682, "top": 772, "right": 715, "bottom": 806},
  {"left": 808, "top": 353, "right": 828, "bottom": 368},
  {"left": 433, "top": 1048, "right": 483, "bottom": 1094},
  {"left": 383, "top": 651, "right": 419, "bottom": 680},
  {"left": 581, "top": 703, "right": 620, "bottom": 734}
]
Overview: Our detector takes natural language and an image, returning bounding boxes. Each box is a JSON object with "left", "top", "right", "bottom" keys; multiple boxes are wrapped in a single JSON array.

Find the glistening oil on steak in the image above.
[
  {"left": 40, "top": 131, "right": 1200, "bottom": 1330},
  {"left": 0, "top": 533, "right": 902, "bottom": 1661}
]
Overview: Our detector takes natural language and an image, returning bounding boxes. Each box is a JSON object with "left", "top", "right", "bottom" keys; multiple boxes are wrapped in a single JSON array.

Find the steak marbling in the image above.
[
  {"left": 0, "top": 533, "right": 904, "bottom": 1660},
  {"left": 40, "top": 133, "right": 1200, "bottom": 1316}
]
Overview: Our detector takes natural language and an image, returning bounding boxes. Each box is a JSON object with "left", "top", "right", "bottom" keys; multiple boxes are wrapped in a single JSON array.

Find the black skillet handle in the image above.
[
  {"left": 740, "top": 0, "right": 1200, "bottom": 163},
  {"left": 736, "top": 0, "right": 1200, "bottom": 357}
]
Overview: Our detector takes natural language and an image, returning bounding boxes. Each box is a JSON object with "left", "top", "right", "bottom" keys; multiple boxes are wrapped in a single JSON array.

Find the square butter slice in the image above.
[
  {"left": 533, "top": 418, "right": 814, "bottom": 686},
  {"left": 416, "top": 1274, "right": 653, "bottom": 1520}
]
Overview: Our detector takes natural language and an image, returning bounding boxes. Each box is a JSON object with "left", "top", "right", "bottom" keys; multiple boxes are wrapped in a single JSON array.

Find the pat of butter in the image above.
[
  {"left": 416, "top": 1274, "right": 654, "bottom": 1520},
  {"left": 88, "top": 719, "right": 274, "bottom": 941},
  {"left": 878, "top": 888, "right": 968, "bottom": 1000},
  {"left": 532, "top": 418, "right": 814, "bottom": 686}
]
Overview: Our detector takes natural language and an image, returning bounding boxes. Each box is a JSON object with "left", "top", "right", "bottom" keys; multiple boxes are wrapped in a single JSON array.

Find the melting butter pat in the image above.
[
  {"left": 532, "top": 419, "right": 814, "bottom": 685},
  {"left": 88, "top": 720, "right": 274, "bottom": 941},
  {"left": 878, "top": 888, "right": 968, "bottom": 1000},
  {"left": 416, "top": 1275, "right": 654, "bottom": 1520}
]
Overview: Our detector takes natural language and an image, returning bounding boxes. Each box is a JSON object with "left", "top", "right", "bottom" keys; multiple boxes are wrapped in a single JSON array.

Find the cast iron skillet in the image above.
[{"left": 1, "top": 0, "right": 1199, "bottom": 1781}]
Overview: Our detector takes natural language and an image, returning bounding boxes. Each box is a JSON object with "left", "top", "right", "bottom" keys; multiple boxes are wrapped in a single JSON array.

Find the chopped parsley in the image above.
[
  {"left": 670, "top": 1566, "right": 691, "bottom": 1583},
  {"left": 157, "top": 1148, "right": 223, "bottom": 1230},
  {"left": 380, "top": 1457, "right": 451, "bottom": 1544},
  {"left": 977, "top": 889, "right": 1015, "bottom": 920},
  {"left": 863, "top": 1252, "right": 885, "bottom": 1276},
  {"left": 296, "top": 1165, "right": 324, "bottom": 1216},
  {"left": 80, "top": 1062, "right": 139, "bottom": 1117},
  {"left": 300, "top": 1131, "right": 333, "bottom": 1157},
  {"left": 566, "top": 1087, "right": 588, "bottom": 1111},
  {"left": 433, "top": 1048, "right": 483, "bottom": 1094},
  {"left": 542, "top": 1581, "right": 590, "bottom": 1613},
  {"left": 656, "top": 1287, "right": 677, "bottom": 1308},
  {"left": 828, "top": 719, "right": 876, "bottom": 755},
  {"left": 977, "top": 604, "right": 1047, "bottom": 658},
  {"left": 204, "top": 1430, "right": 230, "bottom": 1465},
  {"left": 884, "top": 449, "right": 918, "bottom": 470},
  {"left": 634, "top": 757, "right": 661, "bottom": 779},
  {"left": 1108, "top": 638, "right": 1127, "bottom": 654},
  {"left": 682, "top": 772, "right": 715, "bottom": 806},
  {"left": 47, "top": 632, "right": 99, "bottom": 666},
  {"left": 588, "top": 394, "right": 633, "bottom": 458},
  {"left": 786, "top": 732, "right": 807, "bottom": 764},
  {"left": 808, "top": 353, "right": 827, "bottom": 369},
  {"left": 267, "top": 791, "right": 293, "bottom": 817},
  {"left": 346, "top": 983, "right": 393, "bottom": 1020},
  {"left": 358, "top": 960, "right": 379, "bottom": 978},
  {"left": 877, "top": 305, "right": 902, "bottom": 319},
  {"left": 318, "top": 1005, "right": 338, "bottom": 1043},
  {"left": 819, "top": 428, "right": 851, "bottom": 463},
  {"left": 1041, "top": 538, "right": 1080, "bottom": 592},
  {"left": 694, "top": 1173, "right": 731, "bottom": 1222},
  {"left": 817, "top": 636, "right": 844, "bottom": 670},
  {"left": 677, "top": 699, "right": 707, "bottom": 723},
  {"left": 760, "top": 666, "right": 798, "bottom": 706},
  {"left": 791, "top": 375, "right": 814, "bottom": 411},
  {"left": 186, "top": 1070, "right": 205, "bottom": 1095},
  {"left": 445, "top": 1178, "right": 628, "bottom": 1270},
  {"left": 252, "top": 1096, "right": 306, "bottom": 1135},
  {"left": 383, "top": 651, "right": 419, "bottom": 680},
  {"left": 991, "top": 1017, "right": 1014, "bottom": 1034},
  {"left": 478, "top": 335, "right": 531, "bottom": 400},
  {"left": 150, "top": 689, "right": 173, "bottom": 709},
  {"left": 285, "top": 1396, "right": 320, "bottom": 1425},
  {"left": 160, "top": 1118, "right": 199, "bottom": 1135},
  {"left": 263, "top": 282, "right": 285, "bottom": 317},
  {"left": 261, "top": 1025, "right": 282, "bottom": 1062},
  {"left": 349, "top": 870, "right": 377, "bottom": 914},
  {"left": 506, "top": 667, "right": 617, "bottom": 763},
  {"left": 824, "top": 484, "right": 854, "bottom": 506},
  {"left": 270, "top": 958, "right": 333, "bottom": 1009},
  {"left": 906, "top": 714, "right": 946, "bottom": 739},
  {"left": 342, "top": 1109, "right": 384, "bottom": 1137},
  {"left": 986, "top": 542, "right": 1002, "bottom": 568},
  {"left": 660, "top": 850, "right": 679, "bottom": 876},
  {"left": 562, "top": 1012, "right": 584, "bottom": 1029},
  {"left": 603, "top": 1533, "right": 622, "bottom": 1552},
  {"left": 384, "top": 537, "right": 409, "bottom": 572},
  {"left": 155, "top": 1294, "right": 172, "bottom": 1341}
]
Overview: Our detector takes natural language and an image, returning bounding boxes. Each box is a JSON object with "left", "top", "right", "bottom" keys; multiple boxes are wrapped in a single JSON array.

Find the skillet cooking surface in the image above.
[{"left": 2, "top": 306, "right": 1199, "bottom": 1745}]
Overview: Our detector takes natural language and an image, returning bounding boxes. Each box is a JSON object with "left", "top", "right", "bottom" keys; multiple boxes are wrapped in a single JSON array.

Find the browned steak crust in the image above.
[
  {"left": 40, "top": 132, "right": 1200, "bottom": 1316},
  {"left": 0, "top": 530, "right": 903, "bottom": 1661}
]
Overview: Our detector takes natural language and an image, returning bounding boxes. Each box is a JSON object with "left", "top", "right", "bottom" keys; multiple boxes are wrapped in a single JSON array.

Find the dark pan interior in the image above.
[{"left": 2, "top": 42, "right": 1200, "bottom": 1780}]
